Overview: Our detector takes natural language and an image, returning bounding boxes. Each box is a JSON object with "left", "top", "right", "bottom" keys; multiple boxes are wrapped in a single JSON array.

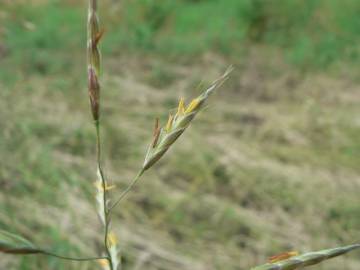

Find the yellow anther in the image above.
[
  {"left": 185, "top": 98, "right": 200, "bottom": 114},
  {"left": 97, "top": 258, "right": 109, "bottom": 267},
  {"left": 94, "top": 182, "right": 116, "bottom": 192},
  {"left": 165, "top": 114, "right": 174, "bottom": 132},
  {"left": 107, "top": 232, "right": 118, "bottom": 247},
  {"left": 268, "top": 251, "right": 299, "bottom": 263},
  {"left": 177, "top": 97, "right": 185, "bottom": 116}
]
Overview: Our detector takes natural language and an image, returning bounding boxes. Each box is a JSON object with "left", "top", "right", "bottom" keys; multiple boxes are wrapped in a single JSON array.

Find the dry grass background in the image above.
[{"left": 0, "top": 1, "right": 360, "bottom": 269}]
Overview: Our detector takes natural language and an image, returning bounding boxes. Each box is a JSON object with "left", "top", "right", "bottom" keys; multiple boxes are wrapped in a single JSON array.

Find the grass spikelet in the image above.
[
  {"left": 107, "top": 232, "right": 120, "bottom": 270},
  {"left": 142, "top": 66, "right": 233, "bottom": 170},
  {"left": 87, "top": 0, "right": 103, "bottom": 122},
  {"left": 95, "top": 168, "right": 107, "bottom": 225},
  {"left": 251, "top": 244, "right": 360, "bottom": 270}
]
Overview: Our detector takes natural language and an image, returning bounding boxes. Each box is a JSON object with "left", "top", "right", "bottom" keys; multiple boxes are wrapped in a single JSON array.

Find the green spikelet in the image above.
[
  {"left": 251, "top": 244, "right": 360, "bottom": 270},
  {"left": 142, "top": 66, "right": 233, "bottom": 170}
]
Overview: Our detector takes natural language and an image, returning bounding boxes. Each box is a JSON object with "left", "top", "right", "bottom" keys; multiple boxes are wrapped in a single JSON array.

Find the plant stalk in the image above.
[
  {"left": 95, "top": 122, "right": 114, "bottom": 270},
  {"left": 109, "top": 169, "right": 145, "bottom": 212},
  {"left": 42, "top": 251, "right": 107, "bottom": 262}
]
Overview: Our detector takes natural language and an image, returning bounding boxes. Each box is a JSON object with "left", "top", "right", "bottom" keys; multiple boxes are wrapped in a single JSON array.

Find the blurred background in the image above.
[{"left": 0, "top": 0, "right": 359, "bottom": 269}]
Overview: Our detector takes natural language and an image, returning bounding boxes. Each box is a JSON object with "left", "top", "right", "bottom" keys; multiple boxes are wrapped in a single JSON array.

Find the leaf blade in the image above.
[{"left": 0, "top": 229, "right": 42, "bottom": 254}]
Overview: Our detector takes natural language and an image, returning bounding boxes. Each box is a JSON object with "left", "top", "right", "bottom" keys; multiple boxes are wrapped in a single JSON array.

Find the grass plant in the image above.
[{"left": 0, "top": 1, "right": 359, "bottom": 270}]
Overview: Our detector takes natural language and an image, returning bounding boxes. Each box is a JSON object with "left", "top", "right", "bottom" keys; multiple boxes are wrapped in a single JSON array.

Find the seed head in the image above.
[
  {"left": 251, "top": 244, "right": 360, "bottom": 270},
  {"left": 142, "top": 67, "right": 233, "bottom": 170},
  {"left": 87, "top": 0, "right": 103, "bottom": 121}
]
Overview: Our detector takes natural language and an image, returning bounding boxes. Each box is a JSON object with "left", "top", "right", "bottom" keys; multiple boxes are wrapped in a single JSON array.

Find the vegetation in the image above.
[{"left": 0, "top": 0, "right": 359, "bottom": 269}]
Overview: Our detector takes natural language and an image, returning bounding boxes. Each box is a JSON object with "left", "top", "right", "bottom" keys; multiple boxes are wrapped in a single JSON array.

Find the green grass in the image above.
[{"left": 1, "top": 0, "right": 359, "bottom": 74}]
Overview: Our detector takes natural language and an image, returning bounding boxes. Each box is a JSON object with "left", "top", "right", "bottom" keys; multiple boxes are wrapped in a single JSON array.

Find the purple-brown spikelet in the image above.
[
  {"left": 87, "top": 0, "right": 102, "bottom": 122},
  {"left": 88, "top": 68, "right": 100, "bottom": 121}
]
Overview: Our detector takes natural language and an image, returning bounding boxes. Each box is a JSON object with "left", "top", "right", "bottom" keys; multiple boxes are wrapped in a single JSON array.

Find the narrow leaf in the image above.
[
  {"left": 251, "top": 244, "right": 360, "bottom": 270},
  {"left": 0, "top": 230, "right": 42, "bottom": 254}
]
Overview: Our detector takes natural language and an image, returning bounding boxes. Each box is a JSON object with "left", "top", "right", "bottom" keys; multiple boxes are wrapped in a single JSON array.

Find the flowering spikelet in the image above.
[
  {"left": 95, "top": 168, "right": 106, "bottom": 225},
  {"left": 185, "top": 98, "right": 201, "bottom": 114},
  {"left": 94, "top": 173, "right": 116, "bottom": 224},
  {"left": 107, "top": 232, "right": 120, "bottom": 270},
  {"left": 87, "top": 0, "right": 103, "bottom": 121},
  {"left": 107, "top": 232, "right": 118, "bottom": 247},
  {"left": 251, "top": 244, "right": 360, "bottom": 270},
  {"left": 142, "top": 67, "right": 233, "bottom": 170}
]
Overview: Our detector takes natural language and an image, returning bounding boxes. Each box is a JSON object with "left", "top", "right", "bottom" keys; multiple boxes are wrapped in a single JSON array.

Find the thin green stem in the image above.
[
  {"left": 42, "top": 251, "right": 106, "bottom": 262},
  {"left": 109, "top": 169, "right": 145, "bottom": 213},
  {"left": 90, "top": 0, "right": 96, "bottom": 10},
  {"left": 95, "top": 121, "right": 114, "bottom": 270}
]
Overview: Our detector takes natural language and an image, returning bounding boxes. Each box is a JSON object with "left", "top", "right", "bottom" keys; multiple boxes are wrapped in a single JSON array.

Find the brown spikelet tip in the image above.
[
  {"left": 95, "top": 28, "right": 105, "bottom": 45},
  {"left": 153, "top": 118, "right": 159, "bottom": 136}
]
